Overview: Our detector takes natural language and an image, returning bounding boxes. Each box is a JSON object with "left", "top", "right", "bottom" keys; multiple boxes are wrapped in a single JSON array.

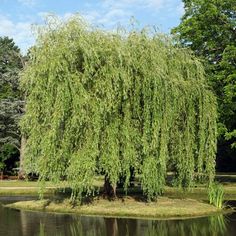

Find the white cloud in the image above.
[
  {"left": 81, "top": 0, "right": 177, "bottom": 28},
  {"left": 0, "top": 12, "right": 75, "bottom": 54},
  {"left": 84, "top": 8, "right": 131, "bottom": 27},
  {"left": 0, "top": 0, "right": 183, "bottom": 53},
  {"left": 0, "top": 15, "right": 34, "bottom": 54},
  {"left": 102, "top": 0, "right": 167, "bottom": 11},
  {"left": 81, "top": 1, "right": 134, "bottom": 28}
]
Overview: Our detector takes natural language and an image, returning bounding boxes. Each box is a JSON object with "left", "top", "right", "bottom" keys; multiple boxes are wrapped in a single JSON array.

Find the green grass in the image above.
[
  {"left": 0, "top": 188, "right": 55, "bottom": 196},
  {"left": 0, "top": 177, "right": 103, "bottom": 195},
  {"left": 0, "top": 180, "right": 56, "bottom": 195},
  {"left": 0, "top": 176, "right": 104, "bottom": 188},
  {"left": 0, "top": 180, "right": 40, "bottom": 187}
]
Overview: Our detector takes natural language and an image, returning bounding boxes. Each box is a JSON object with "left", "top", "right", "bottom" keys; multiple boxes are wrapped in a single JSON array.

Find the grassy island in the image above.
[
  {"left": 6, "top": 196, "right": 223, "bottom": 219},
  {"left": 3, "top": 174, "right": 236, "bottom": 219}
]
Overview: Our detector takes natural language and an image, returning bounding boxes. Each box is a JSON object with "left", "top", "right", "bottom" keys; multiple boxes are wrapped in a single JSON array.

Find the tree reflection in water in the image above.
[
  {"left": 37, "top": 214, "right": 227, "bottom": 236},
  {"left": 144, "top": 215, "right": 227, "bottom": 236}
]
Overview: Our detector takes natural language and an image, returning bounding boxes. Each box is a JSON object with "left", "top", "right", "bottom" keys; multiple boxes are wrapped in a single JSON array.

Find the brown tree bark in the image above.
[{"left": 103, "top": 174, "right": 117, "bottom": 198}]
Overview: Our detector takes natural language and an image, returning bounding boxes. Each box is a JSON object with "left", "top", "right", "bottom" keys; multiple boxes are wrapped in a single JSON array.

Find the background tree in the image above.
[
  {"left": 172, "top": 0, "right": 236, "bottom": 171},
  {"left": 0, "top": 36, "right": 24, "bottom": 175}
]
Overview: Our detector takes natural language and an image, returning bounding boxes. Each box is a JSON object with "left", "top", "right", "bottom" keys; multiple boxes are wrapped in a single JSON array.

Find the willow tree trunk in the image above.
[
  {"left": 103, "top": 174, "right": 117, "bottom": 198},
  {"left": 18, "top": 136, "right": 26, "bottom": 179}
]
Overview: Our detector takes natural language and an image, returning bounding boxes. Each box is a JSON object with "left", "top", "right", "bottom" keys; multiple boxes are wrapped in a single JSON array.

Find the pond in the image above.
[{"left": 0, "top": 196, "right": 235, "bottom": 236}]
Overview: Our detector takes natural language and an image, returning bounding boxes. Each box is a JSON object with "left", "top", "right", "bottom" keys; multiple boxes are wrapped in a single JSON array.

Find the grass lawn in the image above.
[
  {"left": 0, "top": 180, "right": 43, "bottom": 187},
  {"left": 0, "top": 176, "right": 103, "bottom": 195},
  {"left": 0, "top": 175, "right": 104, "bottom": 188},
  {"left": 0, "top": 180, "right": 56, "bottom": 195},
  {"left": 1, "top": 173, "right": 236, "bottom": 198}
]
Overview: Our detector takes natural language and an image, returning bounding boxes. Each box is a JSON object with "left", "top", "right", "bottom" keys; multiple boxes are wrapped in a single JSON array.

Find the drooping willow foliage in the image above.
[{"left": 21, "top": 16, "right": 217, "bottom": 200}]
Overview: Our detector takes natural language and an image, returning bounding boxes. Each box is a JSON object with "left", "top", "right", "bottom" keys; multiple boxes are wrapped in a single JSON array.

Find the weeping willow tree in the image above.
[{"left": 21, "top": 16, "right": 217, "bottom": 200}]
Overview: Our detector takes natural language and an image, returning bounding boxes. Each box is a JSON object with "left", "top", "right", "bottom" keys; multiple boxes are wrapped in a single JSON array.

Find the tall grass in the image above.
[{"left": 208, "top": 182, "right": 224, "bottom": 208}]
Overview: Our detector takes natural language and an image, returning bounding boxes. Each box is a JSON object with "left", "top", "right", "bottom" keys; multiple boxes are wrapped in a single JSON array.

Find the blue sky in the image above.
[{"left": 0, "top": 0, "right": 184, "bottom": 54}]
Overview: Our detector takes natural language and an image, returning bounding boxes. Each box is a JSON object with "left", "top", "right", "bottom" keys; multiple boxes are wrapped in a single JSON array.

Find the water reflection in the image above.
[
  {"left": 0, "top": 199, "right": 235, "bottom": 236},
  {"left": 143, "top": 215, "right": 227, "bottom": 236},
  {"left": 37, "top": 214, "right": 228, "bottom": 236}
]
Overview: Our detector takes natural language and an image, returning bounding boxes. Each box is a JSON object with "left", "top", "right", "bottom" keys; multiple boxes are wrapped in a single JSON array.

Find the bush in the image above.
[{"left": 0, "top": 143, "right": 19, "bottom": 174}]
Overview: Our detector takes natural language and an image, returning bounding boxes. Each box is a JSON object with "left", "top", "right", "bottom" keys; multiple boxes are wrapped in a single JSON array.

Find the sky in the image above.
[{"left": 0, "top": 0, "right": 184, "bottom": 54}]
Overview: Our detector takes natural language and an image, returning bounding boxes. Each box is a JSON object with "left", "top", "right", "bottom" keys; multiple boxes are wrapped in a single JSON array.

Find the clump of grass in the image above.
[{"left": 208, "top": 182, "right": 224, "bottom": 208}]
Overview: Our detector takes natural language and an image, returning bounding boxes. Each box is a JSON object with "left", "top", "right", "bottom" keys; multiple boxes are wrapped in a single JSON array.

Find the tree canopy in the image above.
[
  {"left": 172, "top": 0, "right": 236, "bottom": 169},
  {"left": 21, "top": 16, "right": 217, "bottom": 200}
]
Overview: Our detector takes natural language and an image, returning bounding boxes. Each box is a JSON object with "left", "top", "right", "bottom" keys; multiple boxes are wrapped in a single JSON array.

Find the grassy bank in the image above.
[
  {"left": 6, "top": 196, "right": 223, "bottom": 219},
  {"left": 0, "top": 180, "right": 56, "bottom": 195}
]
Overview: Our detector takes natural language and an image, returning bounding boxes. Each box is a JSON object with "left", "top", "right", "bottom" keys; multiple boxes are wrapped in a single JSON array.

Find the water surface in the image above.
[{"left": 0, "top": 196, "right": 235, "bottom": 236}]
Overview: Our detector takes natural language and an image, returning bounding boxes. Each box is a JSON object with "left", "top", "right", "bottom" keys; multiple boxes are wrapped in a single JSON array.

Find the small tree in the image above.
[{"left": 21, "top": 16, "right": 217, "bottom": 200}]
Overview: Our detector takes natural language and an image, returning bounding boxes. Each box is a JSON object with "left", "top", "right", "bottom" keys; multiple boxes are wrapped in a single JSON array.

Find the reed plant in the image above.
[{"left": 208, "top": 182, "right": 224, "bottom": 208}]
